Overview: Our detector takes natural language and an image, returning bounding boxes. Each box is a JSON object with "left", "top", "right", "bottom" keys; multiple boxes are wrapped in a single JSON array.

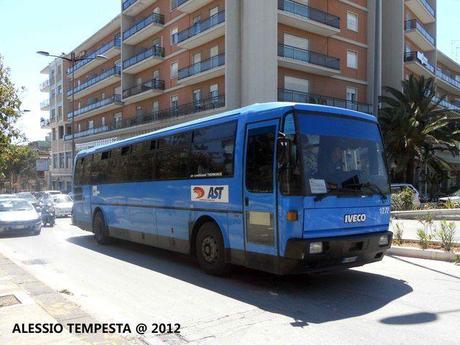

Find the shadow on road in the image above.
[{"left": 68, "top": 234, "right": 413, "bottom": 327}]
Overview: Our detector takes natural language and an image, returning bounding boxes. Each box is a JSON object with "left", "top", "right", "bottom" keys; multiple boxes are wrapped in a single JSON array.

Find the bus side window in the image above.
[
  {"left": 155, "top": 132, "right": 192, "bottom": 180},
  {"left": 74, "top": 158, "right": 84, "bottom": 186},
  {"left": 246, "top": 126, "right": 276, "bottom": 193},
  {"left": 81, "top": 155, "right": 93, "bottom": 185}
]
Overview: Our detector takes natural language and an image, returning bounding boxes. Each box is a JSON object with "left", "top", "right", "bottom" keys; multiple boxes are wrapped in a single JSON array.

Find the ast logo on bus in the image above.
[
  {"left": 191, "top": 185, "right": 229, "bottom": 203},
  {"left": 344, "top": 213, "right": 367, "bottom": 223}
]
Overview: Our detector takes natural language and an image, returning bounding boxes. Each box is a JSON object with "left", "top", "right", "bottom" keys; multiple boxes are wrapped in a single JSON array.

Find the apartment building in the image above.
[
  {"left": 382, "top": 0, "right": 460, "bottom": 190},
  {"left": 40, "top": 58, "right": 72, "bottom": 192},
  {"left": 42, "top": 0, "right": 377, "bottom": 156}
]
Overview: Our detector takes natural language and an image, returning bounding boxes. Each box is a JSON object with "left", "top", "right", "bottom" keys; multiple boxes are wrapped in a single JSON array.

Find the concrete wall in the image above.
[{"left": 240, "top": 0, "right": 278, "bottom": 106}]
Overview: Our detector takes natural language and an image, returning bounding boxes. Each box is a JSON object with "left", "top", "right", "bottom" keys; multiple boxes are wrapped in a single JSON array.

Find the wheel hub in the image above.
[{"left": 201, "top": 236, "right": 218, "bottom": 263}]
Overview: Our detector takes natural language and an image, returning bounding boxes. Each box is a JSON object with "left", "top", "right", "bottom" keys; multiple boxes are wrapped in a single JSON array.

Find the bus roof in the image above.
[{"left": 75, "top": 102, "right": 376, "bottom": 158}]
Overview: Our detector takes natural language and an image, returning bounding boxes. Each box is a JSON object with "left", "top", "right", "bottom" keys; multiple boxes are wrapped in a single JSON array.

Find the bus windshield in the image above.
[{"left": 287, "top": 112, "right": 389, "bottom": 197}]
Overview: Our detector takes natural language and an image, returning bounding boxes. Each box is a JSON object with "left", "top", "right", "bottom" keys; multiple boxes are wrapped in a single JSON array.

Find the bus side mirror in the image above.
[{"left": 278, "top": 137, "right": 292, "bottom": 167}]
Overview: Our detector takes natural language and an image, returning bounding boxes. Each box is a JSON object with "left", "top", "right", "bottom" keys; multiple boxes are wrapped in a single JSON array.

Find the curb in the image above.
[
  {"left": 391, "top": 208, "right": 460, "bottom": 220},
  {"left": 388, "top": 246, "right": 459, "bottom": 262}
]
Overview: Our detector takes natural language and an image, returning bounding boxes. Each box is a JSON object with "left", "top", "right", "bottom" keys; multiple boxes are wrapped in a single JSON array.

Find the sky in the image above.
[{"left": 0, "top": 0, "right": 459, "bottom": 142}]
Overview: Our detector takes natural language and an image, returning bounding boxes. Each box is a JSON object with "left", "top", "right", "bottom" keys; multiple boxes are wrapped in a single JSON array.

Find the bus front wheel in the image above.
[
  {"left": 93, "top": 212, "right": 111, "bottom": 245},
  {"left": 196, "top": 222, "right": 230, "bottom": 276}
]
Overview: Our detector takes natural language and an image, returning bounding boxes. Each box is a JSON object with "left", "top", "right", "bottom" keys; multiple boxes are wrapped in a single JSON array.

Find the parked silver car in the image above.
[
  {"left": 0, "top": 198, "right": 42, "bottom": 235},
  {"left": 51, "top": 194, "right": 73, "bottom": 217}
]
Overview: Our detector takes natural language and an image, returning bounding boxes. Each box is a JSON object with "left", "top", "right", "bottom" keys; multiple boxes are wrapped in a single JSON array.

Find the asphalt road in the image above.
[{"left": 0, "top": 218, "right": 459, "bottom": 345}]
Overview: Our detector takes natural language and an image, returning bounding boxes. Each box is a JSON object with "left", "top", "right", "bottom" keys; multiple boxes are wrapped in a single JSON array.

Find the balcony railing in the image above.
[
  {"left": 65, "top": 125, "right": 109, "bottom": 141},
  {"left": 436, "top": 67, "right": 460, "bottom": 90},
  {"left": 67, "top": 37, "right": 121, "bottom": 75},
  {"left": 40, "top": 99, "right": 50, "bottom": 109},
  {"left": 40, "top": 117, "right": 50, "bottom": 128},
  {"left": 404, "top": 19, "right": 435, "bottom": 45},
  {"left": 278, "top": 0, "right": 340, "bottom": 29},
  {"left": 433, "top": 96, "right": 460, "bottom": 111},
  {"left": 171, "top": 0, "right": 189, "bottom": 10},
  {"left": 40, "top": 79, "right": 50, "bottom": 90},
  {"left": 404, "top": 51, "right": 435, "bottom": 73},
  {"left": 68, "top": 95, "right": 122, "bottom": 118},
  {"left": 278, "top": 88, "right": 373, "bottom": 114},
  {"left": 122, "top": 79, "right": 165, "bottom": 98},
  {"left": 416, "top": 0, "right": 435, "bottom": 17},
  {"left": 123, "top": 46, "right": 165, "bottom": 69},
  {"left": 67, "top": 66, "right": 121, "bottom": 97},
  {"left": 123, "top": 13, "right": 165, "bottom": 40},
  {"left": 122, "top": 0, "right": 137, "bottom": 11},
  {"left": 278, "top": 44, "right": 340, "bottom": 70},
  {"left": 65, "top": 95, "right": 225, "bottom": 140},
  {"left": 178, "top": 54, "right": 225, "bottom": 80},
  {"left": 174, "top": 10, "right": 225, "bottom": 44}
]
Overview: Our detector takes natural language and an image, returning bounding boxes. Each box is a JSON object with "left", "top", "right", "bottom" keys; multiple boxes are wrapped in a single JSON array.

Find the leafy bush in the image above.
[
  {"left": 435, "top": 220, "right": 456, "bottom": 252},
  {"left": 391, "top": 188, "right": 416, "bottom": 211},
  {"left": 441, "top": 199, "right": 460, "bottom": 209},
  {"left": 417, "top": 229, "right": 432, "bottom": 249}
]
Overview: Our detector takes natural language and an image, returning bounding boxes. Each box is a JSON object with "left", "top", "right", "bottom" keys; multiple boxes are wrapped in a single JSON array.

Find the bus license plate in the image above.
[{"left": 342, "top": 256, "right": 358, "bottom": 264}]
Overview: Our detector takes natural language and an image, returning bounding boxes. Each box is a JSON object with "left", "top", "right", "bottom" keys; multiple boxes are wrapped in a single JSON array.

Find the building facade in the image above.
[
  {"left": 40, "top": 58, "right": 73, "bottom": 192},
  {"left": 40, "top": 0, "right": 460, "bottom": 191},
  {"left": 382, "top": 0, "right": 460, "bottom": 191}
]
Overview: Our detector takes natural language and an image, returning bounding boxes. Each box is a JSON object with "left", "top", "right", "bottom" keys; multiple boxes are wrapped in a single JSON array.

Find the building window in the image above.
[
  {"left": 284, "top": 76, "right": 309, "bottom": 93},
  {"left": 65, "top": 152, "right": 71, "bottom": 169},
  {"left": 170, "top": 96, "right": 179, "bottom": 111},
  {"left": 52, "top": 128, "right": 56, "bottom": 141},
  {"left": 346, "top": 87, "right": 358, "bottom": 110},
  {"left": 53, "top": 154, "right": 58, "bottom": 169},
  {"left": 193, "top": 89, "right": 202, "bottom": 109},
  {"left": 101, "top": 117, "right": 106, "bottom": 127},
  {"left": 171, "top": 27, "right": 178, "bottom": 45},
  {"left": 347, "top": 50, "right": 358, "bottom": 69},
  {"left": 170, "top": 62, "right": 178, "bottom": 79},
  {"left": 153, "top": 100, "right": 159, "bottom": 114},
  {"left": 113, "top": 113, "right": 123, "bottom": 129},
  {"left": 59, "top": 153, "right": 64, "bottom": 169},
  {"left": 347, "top": 12, "right": 358, "bottom": 32},
  {"left": 58, "top": 126, "right": 64, "bottom": 139},
  {"left": 210, "top": 84, "right": 219, "bottom": 99}
]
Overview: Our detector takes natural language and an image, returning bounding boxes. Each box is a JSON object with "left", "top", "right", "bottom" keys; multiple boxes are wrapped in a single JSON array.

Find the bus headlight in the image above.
[
  {"left": 309, "top": 242, "right": 323, "bottom": 254},
  {"left": 378, "top": 235, "right": 389, "bottom": 246}
]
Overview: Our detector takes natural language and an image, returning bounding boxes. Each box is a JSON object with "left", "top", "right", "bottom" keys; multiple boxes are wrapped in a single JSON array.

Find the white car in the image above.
[
  {"left": 390, "top": 183, "right": 421, "bottom": 208},
  {"left": 51, "top": 195, "right": 73, "bottom": 217},
  {"left": 0, "top": 198, "right": 41, "bottom": 235},
  {"left": 439, "top": 190, "right": 460, "bottom": 203}
]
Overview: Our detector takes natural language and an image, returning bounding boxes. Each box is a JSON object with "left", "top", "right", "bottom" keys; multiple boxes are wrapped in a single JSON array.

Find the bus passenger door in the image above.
[{"left": 243, "top": 120, "right": 279, "bottom": 261}]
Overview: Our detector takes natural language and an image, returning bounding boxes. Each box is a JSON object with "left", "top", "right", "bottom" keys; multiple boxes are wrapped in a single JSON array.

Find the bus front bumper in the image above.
[{"left": 282, "top": 231, "right": 393, "bottom": 274}]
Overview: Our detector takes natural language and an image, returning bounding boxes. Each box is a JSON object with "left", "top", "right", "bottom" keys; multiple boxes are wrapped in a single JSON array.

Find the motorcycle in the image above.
[{"left": 39, "top": 201, "right": 56, "bottom": 227}]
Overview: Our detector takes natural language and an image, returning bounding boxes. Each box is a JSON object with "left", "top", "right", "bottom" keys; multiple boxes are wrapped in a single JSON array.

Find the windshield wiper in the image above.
[{"left": 343, "top": 182, "right": 388, "bottom": 200}]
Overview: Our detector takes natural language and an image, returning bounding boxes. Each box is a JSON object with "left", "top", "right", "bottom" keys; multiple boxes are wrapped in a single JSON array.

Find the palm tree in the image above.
[{"left": 379, "top": 75, "right": 460, "bottom": 191}]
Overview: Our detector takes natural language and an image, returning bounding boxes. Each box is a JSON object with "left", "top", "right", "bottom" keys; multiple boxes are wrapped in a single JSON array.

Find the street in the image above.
[{"left": 0, "top": 218, "right": 459, "bottom": 345}]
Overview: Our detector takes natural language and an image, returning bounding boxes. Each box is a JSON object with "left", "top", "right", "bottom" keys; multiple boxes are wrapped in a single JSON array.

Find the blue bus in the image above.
[{"left": 72, "top": 102, "right": 392, "bottom": 275}]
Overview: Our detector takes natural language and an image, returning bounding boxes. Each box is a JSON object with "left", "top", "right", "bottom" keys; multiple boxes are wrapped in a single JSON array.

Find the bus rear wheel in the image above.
[
  {"left": 196, "top": 222, "right": 229, "bottom": 275},
  {"left": 93, "top": 212, "right": 111, "bottom": 245}
]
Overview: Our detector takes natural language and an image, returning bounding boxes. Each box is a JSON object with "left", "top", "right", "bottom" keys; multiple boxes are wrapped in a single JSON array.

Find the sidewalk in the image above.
[{"left": 0, "top": 253, "right": 141, "bottom": 345}]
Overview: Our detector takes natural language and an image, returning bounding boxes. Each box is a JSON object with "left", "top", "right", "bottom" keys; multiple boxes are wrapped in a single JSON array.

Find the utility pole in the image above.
[{"left": 373, "top": 0, "right": 381, "bottom": 117}]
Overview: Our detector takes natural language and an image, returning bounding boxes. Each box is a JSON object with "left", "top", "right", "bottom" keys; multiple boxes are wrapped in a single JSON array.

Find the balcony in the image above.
[
  {"left": 122, "top": 79, "right": 165, "bottom": 104},
  {"left": 64, "top": 125, "right": 109, "bottom": 141},
  {"left": 67, "top": 66, "right": 121, "bottom": 99},
  {"left": 67, "top": 96, "right": 225, "bottom": 140},
  {"left": 40, "top": 99, "right": 50, "bottom": 111},
  {"left": 123, "top": 46, "right": 165, "bottom": 74},
  {"left": 67, "top": 95, "right": 122, "bottom": 120},
  {"left": 40, "top": 79, "right": 50, "bottom": 92},
  {"left": 404, "top": 51, "right": 435, "bottom": 77},
  {"left": 171, "top": 0, "right": 214, "bottom": 13},
  {"left": 435, "top": 68, "right": 460, "bottom": 95},
  {"left": 404, "top": 0, "right": 435, "bottom": 24},
  {"left": 278, "top": 0, "right": 340, "bottom": 37},
  {"left": 122, "top": 0, "right": 158, "bottom": 16},
  {"left": 174, "top": 10, "right": 225, "bottom": 50},
  {"left": 433, "top": 96, "right": 460, "bottom": 111},
  {"left": 40, "top": 117, "right": 51, "bottom": 129},
  {"left": 278, "top": 44, "right": 340, "bottom": 76},
  {"left": 278, "top": 89, "right": 373, "bottom": 114},
  {"left": 404, "top": 19, "right": 435, "bottom": 51},
  {"left": 123, "top": 12, "right": 165, "bottom": 45},
  {"left": 178, "top": 54, "right": 225, "bottom": 86},
  {"left": 67, "top": 37, "right": 121, "bottom": 78}
]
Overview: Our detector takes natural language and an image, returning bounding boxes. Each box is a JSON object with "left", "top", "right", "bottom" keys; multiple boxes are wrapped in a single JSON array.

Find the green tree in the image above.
[
  {"left": 379, "top": 75, "right": 460, "bottom": 189},
  {"left": 0, "top": 145, "right": 39, "bottom": 192},
  {"left": 0, "top": 54, "right": 25, "bottom": 180}
]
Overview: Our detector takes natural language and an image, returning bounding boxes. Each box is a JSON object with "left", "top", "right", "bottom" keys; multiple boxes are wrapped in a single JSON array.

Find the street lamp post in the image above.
[{"left": 37, "top": 51, "right": 107, "bottom": 176}]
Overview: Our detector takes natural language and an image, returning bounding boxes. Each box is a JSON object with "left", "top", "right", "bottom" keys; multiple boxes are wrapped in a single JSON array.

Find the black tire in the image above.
[
  {"left": 195, "top": 222, "right": 230, "bottom": 275},
  {"left": 93, "top": 212, "right": 111, "bottom": 245}
]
